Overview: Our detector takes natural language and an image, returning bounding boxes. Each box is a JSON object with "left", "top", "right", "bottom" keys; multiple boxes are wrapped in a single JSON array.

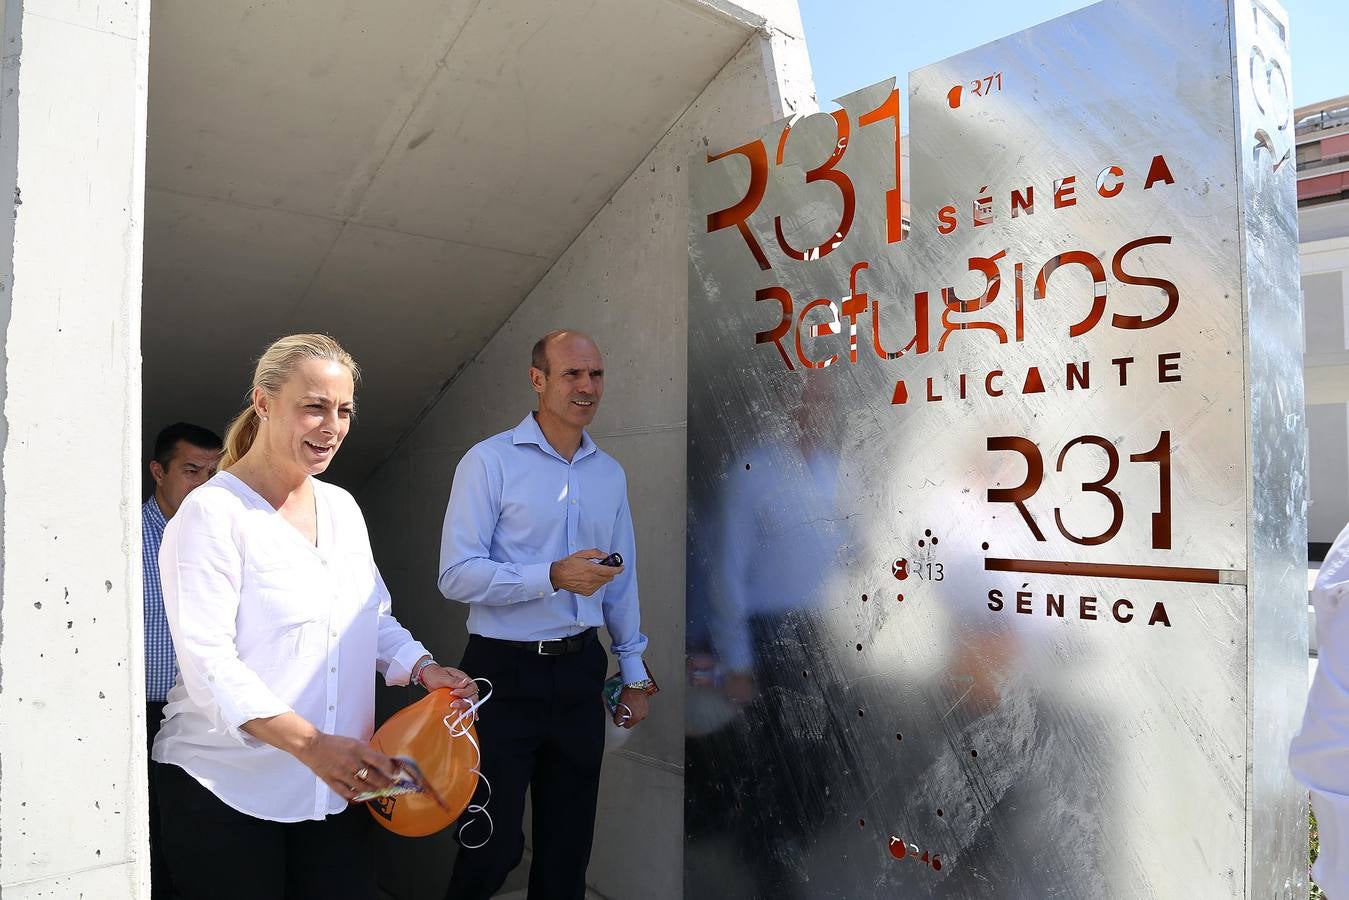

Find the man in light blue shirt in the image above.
[{"left": 439, "top": 330, "right": 651, "bottom": 900}]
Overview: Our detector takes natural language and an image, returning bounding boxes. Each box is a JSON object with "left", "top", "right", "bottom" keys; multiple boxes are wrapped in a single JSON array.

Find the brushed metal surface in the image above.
[
  {"left": 685, "top": 0, "right": 1305, "bottom": 896},
  {"left": 1231, "top": 2, "right": 1309, "bottom": 898}
]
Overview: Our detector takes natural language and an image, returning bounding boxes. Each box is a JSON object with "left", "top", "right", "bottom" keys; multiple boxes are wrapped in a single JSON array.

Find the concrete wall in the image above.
[
  {"left": 0, "top": 0, "right": 151, "bottom": 896},
  {"left": 357, "top": 6, "right": 814, "bottom": 897}
]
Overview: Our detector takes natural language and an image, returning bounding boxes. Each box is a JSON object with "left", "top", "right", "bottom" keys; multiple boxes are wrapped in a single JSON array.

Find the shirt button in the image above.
[
  {"left": 329, "top": 705, "right": 335, "bottom": 711},
  {"left": 330, "top": 667, "right": 337, "bottom": 673},
  {"left": 570, "top": 499, "right": 577, "bottom": 505},
  {"left": 321, "top": 559, "right": 328, "bottom": 566},
  {"left": 331, "top": 630, "right": 338, "bottom": 638}
]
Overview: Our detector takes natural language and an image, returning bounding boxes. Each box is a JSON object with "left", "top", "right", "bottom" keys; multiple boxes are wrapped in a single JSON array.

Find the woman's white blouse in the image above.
[{"left": 151, "top": 471, "right": 428, "bottom": 822}]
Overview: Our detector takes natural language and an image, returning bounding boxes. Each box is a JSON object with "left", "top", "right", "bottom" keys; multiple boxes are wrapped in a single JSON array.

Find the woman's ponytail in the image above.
[{"left": 219, "top": 406, "right": 261, "bottom": 471}]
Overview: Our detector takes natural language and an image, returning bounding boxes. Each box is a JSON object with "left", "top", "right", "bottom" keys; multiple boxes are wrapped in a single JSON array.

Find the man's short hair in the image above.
[
  {"left": 153, "top": 422, "right": 223, "bottom": 466},
  {"left": 530, "top": 330, "right": 571, "bottom": 375}
]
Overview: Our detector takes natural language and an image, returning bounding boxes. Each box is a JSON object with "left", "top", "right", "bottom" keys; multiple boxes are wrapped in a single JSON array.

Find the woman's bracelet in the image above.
[{"left": 411, "top": 657, "right": 437, "bottom": 688}]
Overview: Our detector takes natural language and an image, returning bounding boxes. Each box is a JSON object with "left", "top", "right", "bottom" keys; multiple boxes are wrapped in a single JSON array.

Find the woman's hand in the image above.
[
  {"left": 294, "top": 732, "right": 401, "bottom": 802},
  {"left": 244, "top": 711, "right": 398, "bottom": 801},
  {"left": 419, "top": 664, "right": 479, "bottom": 711}
]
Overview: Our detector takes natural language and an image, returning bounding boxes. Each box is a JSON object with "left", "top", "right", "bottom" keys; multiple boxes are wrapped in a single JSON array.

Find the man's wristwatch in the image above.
[
  {"left": 624, "top": 678, "right": 654, "bottom": 692},
  {"left": 411, "top": 657, "right": 437, "bottom": 688}
]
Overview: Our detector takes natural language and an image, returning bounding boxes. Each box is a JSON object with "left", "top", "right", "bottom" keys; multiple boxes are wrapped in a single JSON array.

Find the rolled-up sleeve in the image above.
[
  {"left": 439, "top": 447, "right": 556, "bottom": 605},
  {"left": 159, "top": 501, "right": 291, "bottom": 745},
  {"left": 602, "top": 492, "right": 648, "bottom": 685},
  {"left": 372, "top": 560, "right": 430, "bottom": 685}
]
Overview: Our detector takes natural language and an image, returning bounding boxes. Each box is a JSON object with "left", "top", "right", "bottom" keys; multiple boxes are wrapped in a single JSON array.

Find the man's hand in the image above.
[
  {"left": 723, "top": 671, "right": 757, "bottom": 706},
  {"left": 614, "top": 687, "right": 651, "bottom": 729},
  {"left": 549, "top": 548, "right": 623, "bottom": 596}
]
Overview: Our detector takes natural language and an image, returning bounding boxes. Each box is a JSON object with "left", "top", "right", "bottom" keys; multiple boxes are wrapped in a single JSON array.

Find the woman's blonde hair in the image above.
[{"left": 220, "top": 334, "right": 360, "bottom": 470}]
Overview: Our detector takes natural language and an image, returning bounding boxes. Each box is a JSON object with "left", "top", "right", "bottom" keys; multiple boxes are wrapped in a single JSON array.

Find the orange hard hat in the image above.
[{"left": 365, "top": 688, "right": 481, "bottom": 837}]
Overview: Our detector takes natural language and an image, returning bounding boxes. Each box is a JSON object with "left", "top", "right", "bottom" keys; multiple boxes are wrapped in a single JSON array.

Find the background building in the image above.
[{"left": 1300, "top": 95, "right": 1349, "bottom": 560}]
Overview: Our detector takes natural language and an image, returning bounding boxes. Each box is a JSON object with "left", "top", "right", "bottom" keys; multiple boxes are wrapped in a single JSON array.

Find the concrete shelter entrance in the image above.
[
  {"left": 141, "top": 2, "right": 808, "bottom": 897},
  {"left": 145, "top": 0, "right": 766, "bottom": 483}
]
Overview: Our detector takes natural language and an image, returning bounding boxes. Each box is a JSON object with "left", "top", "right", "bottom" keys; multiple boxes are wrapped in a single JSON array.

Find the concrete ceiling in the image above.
[{"left": 142, "top": 0, "right": 753, "bottom": 485}]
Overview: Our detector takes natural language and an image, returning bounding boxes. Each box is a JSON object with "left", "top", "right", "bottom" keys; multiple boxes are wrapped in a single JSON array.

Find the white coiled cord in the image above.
[{"left": 443, "top": 678, "right": 494, "bottom": 849}]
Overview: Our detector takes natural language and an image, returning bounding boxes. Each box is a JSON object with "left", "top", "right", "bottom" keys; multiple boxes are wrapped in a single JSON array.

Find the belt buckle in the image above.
[{"left": 536, "top": 639, "right": 564, "bottom": 656}]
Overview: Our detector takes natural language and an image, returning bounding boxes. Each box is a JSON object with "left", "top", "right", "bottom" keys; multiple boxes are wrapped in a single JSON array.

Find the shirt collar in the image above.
[
  {"left": 512, "top": 412, "right": 597, "bottom": 463},
  {"left": 143, "top": 494, "right": 168, "bottom": 530}
]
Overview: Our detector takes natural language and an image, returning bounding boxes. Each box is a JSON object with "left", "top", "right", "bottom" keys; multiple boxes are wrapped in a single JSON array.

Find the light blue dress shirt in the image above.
[
  {"left": 438, "top": 413, "right": 648, "bottom": 684},
  {"left": 143, "top": 495, "right": 177, "bottom": 702},
  {"left": 712, "top": 444, "right": 843, "bottom": 672}
]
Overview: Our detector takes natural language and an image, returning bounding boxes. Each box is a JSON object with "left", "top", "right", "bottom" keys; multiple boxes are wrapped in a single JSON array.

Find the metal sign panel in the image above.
[{"left": 685, "top": 0, "right": 1305, "bottom": 896}]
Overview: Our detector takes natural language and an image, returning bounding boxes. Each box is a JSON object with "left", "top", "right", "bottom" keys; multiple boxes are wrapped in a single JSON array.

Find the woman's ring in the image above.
[{"left": 355, "top": 767, "right": 369, "bottom": 781}]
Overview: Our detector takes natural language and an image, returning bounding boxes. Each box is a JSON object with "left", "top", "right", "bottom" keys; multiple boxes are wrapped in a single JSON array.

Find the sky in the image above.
[{"left": 799, "top": 0, "right": 1349, "bottom": 111}]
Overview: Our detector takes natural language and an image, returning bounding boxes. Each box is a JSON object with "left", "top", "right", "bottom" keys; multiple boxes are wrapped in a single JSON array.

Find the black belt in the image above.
[{"left": 477, "top": 628, "right": 596, "bottom": 656}]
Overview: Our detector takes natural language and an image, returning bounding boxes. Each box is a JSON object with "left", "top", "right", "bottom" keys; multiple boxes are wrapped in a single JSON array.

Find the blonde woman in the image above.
[{"left": 152, "top": 334, "right": 476, "bottom": 899}]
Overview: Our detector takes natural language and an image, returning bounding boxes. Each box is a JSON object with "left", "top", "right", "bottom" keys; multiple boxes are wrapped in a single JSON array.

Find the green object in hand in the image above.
[{"left": 603, "top": 674, "right": 625, "bottom": 716}]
